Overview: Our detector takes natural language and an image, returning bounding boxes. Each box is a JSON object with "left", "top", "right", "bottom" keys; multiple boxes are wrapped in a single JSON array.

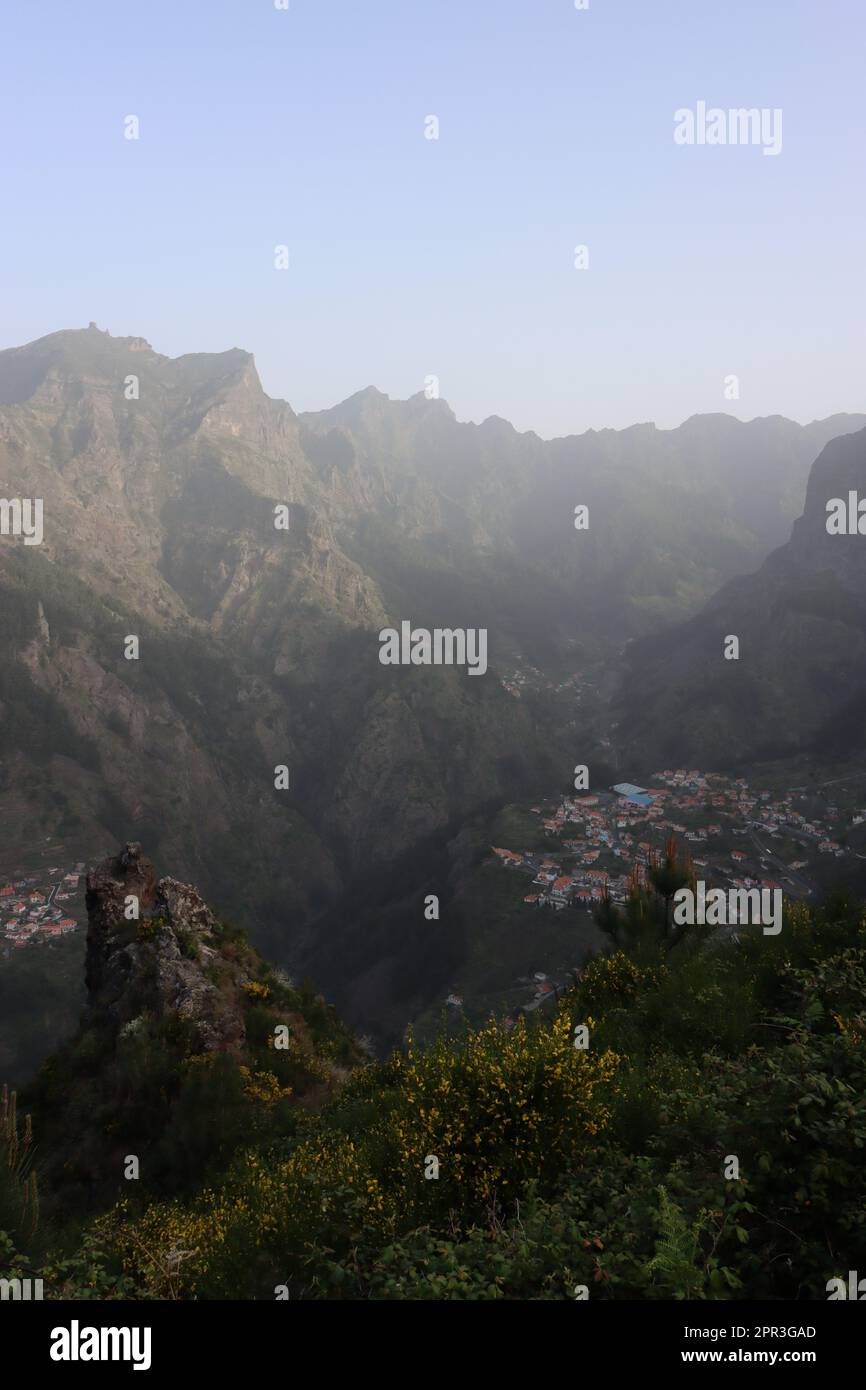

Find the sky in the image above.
[{"left": 1, "top": 0, "right": 864, "bottom": 437}]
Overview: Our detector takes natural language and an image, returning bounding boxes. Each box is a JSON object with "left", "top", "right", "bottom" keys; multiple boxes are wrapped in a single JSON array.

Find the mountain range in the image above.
[{"left": 1, "top": 323, "right": 863, "bottom": 1037}]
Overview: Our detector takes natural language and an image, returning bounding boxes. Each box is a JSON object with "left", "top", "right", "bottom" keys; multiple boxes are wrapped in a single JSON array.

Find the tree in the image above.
[{"left": 647, "top": 837, "right": 693, "bottom": 940}]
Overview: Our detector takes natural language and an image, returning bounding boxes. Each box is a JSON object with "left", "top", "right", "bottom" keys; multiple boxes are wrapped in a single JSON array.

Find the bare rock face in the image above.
[
  {"left": 157, "top": 876, "right": 218, "bottom": 935},
  {"left": 85, "top": 842, "right": 245, "bottom": 1052}
]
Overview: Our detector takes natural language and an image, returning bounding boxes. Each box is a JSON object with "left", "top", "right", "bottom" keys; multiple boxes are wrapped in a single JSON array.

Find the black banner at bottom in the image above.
[{"left": 4, "top": 1296, "right": 861, "bottom": 1376}]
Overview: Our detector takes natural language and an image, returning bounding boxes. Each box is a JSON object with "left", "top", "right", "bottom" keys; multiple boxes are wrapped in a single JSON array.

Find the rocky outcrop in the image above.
[{"left": 85, "top": 843, "right": 245, "bottom": 1052}]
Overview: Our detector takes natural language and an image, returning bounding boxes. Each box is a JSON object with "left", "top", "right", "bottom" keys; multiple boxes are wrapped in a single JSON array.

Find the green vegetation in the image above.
[
  {"left": 22, "top": 920, "right": 360, "bottom": 1222},
  {"left": 3, "top": 873, "right": 865, "bottom": 1300},
  {"left": 488, "top": 803, "right": 554, "bottom": 854}
]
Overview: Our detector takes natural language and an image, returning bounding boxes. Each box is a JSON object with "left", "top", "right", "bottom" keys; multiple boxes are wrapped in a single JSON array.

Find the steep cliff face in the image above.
[
  {"left": 85, "top": 843, "right": 246, "bottom": 1052},
  {"left": 0, "top": 326, "right": 380, "bottom": 631},
  {"left": 26, "top": 843, "right": 364, "bottom": 1211},
  {"left": 614, "top": 425, "right": 866, "bottom": 770},
  {"left": 0, "top": 328, "right": 548, "bottom": 968}
]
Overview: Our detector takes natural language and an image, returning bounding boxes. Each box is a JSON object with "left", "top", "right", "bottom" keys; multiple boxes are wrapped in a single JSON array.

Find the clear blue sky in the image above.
[{"left": 2, "top": 0, "right": 864, "bottom": 435}]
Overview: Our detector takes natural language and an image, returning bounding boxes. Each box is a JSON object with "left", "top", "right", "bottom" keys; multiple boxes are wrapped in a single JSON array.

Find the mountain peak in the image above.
[
  {"left": 406, "top": 390, "right": 456, "bottom": 418},
  {"left": 0, "top": 325, "right": 167, "bottom": 405},
  {"left": 343, "top": 385, "right": 390, "bottom": 407}
]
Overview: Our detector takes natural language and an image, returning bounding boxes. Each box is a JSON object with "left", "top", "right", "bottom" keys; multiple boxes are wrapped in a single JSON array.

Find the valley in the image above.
[
  {"left": 1, "top": 326, "right": 865, "bottom": 1070},
  {"left": 408, "top": 763, "right": 866, "bottom": 1042}
]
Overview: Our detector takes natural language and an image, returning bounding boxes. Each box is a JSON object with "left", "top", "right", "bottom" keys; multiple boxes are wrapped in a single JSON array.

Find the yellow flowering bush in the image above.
[
  {"left": 114, "top": 1134, "right": 392, "bottom": 1298},
  {"left": 242, "top": 981, "right": 271, "bottom": 1001},
  {"left": 238, "top": 1067, "right": 293, "bottom": 1105},
  {"left": 265, "top": 1030, "right": 332, "bottom": 1085},
  {"left": 576, "top": 952, "right": 665, "bottom": 1013},
  {"left": 110, "top": 1005, "right": 620, "bottom": 1297},
  {"left": 372, "top": 1009, "right": 620, "bottom": 1213},
  {"left": 833, "top": 1012, "right": 864, "bottom": 1043}
]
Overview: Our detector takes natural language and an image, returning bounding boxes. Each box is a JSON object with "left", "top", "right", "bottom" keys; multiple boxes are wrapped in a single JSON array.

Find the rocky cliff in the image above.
[
  {"left": 0, "top": 327, "right": 547, "bottom": 982},
  {"left": 85, "top": 843, "right": 246, "bottom": 1052},
  {"left": 614, "top": 425, "right": 866, "bottom": 770},
  {"left": 26, "top": 842, "right": 364, "bottom": 1210}
]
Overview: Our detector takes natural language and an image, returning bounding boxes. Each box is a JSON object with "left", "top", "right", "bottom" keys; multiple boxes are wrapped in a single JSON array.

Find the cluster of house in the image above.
[
  {"left": 492, "top": 832, "right": 629, "bottom": 910},
  {"left": 490, "top": 768, "right": 860, "bottom": 913},
  {"left": 651, "top": 769, "right": 851, "bottom": 860},
  {"left": 1, "top": 863, "right": 84, "bottom": 950},
  {"left": 443, "top": 768, "right": 862, "bottom": 1021},
  {"left": 500, "top": 667, "right": 596, "bottom": 702}
]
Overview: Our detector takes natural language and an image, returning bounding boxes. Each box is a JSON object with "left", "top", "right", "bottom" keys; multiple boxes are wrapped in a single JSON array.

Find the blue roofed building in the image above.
[{"left": 612, "top": 782, "right": 653, "bottom": 808}]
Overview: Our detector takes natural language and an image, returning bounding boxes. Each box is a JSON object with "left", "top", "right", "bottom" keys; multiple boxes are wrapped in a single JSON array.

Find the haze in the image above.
[{"left": 1, "top": 0, "right": 864, "bottom": 436}]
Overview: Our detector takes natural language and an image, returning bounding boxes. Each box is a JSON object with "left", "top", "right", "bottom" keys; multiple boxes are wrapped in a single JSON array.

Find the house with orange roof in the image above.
[{"left": 551, "top": 876, "right": 573, "bottom": 903}]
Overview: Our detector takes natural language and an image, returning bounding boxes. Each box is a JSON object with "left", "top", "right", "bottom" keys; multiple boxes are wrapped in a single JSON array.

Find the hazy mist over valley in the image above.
[{"left": 2, "top": 0, "right": 865, "bottom": 1342}]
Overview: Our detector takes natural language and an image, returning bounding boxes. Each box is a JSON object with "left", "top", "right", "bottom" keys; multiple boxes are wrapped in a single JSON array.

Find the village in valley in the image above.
[
  {"left": 494, "top": 761, "right": 866, "bottom": 911},
  {"left": 435, "top": 765, "right": 866, "bottom": 1027},
  {"left": 489, "top": 768, "right": 853, "bottom": 912},
  {"left": 0, "top": 837, "right": 93, "bottom": 1088},
  {"left": 0, "top": 851, "right": 87, "bottom": 955}
]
